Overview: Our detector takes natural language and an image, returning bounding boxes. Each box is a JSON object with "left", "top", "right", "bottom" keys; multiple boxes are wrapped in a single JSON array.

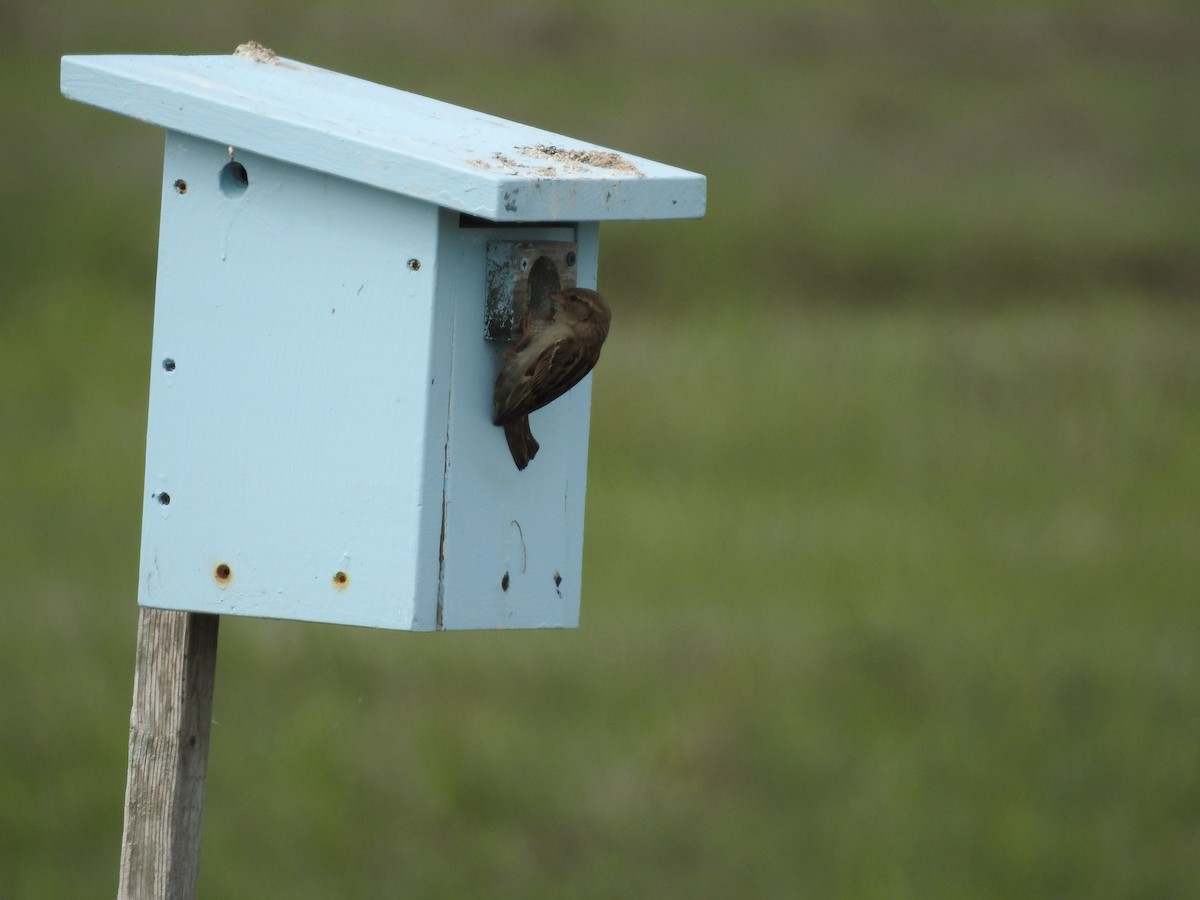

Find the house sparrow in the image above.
[{"left": 493, "top": 287, "right": 612, "bottom": 470}]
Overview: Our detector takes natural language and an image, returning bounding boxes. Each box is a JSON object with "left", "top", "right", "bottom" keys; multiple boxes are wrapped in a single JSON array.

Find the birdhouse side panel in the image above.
[{"left": 138, "top": 133, "right": 444, "bottom": 629}]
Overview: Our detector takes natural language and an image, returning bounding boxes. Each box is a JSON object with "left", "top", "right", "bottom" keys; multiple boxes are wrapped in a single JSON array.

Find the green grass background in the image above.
[{"left": 2, "top": 1, "right": 1198, "bottom": 896}]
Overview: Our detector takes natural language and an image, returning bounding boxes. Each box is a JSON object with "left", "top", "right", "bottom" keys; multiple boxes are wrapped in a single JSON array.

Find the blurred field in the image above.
[{"left": 2, "top": 1, "right": 1198, "bottom": 897}]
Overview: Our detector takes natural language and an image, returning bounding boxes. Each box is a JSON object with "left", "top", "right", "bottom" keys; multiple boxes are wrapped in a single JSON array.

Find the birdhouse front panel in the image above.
[{"left": 433, "top": 214, "right": 601, "bottom": 629}]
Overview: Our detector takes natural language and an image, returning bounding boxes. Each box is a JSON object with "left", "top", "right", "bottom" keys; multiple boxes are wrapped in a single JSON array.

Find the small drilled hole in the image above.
[
  {"left": 554, "top": 572, "right": 562, "bottom": 588},
  {"left": 173, "top": 179, "right": 188, "bottom": 194},
  {"left": 220, "top": 161, "right": 249, "bottom": 196},
  {"left": 333, "top": 571, "right": 349, "bottom": 588},
  {"left": 407, "top": 258, "right": 421, "bottom": 271},
  {"left": 501, "top": 572, "right": 510, "bottom": 592},
  {"left": 156, "top": 492, "right": 171, "bottom": 506},
  {"left": 565, "top": 250, "right": 577, "bottom": 267},
  {"left": 162, "top": 358, "right": 176, "bottom": 372},
  {"left": 215, "top": 563, "right": 232, "bottom": 583}
]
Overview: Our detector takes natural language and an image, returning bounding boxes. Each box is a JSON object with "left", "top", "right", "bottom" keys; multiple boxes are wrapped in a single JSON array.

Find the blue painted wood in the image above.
[
  {"left": 60, "top": 53, "right": 706, "bottom": 222},
  {"left": 63, "top": 51, "right": 706, "bottom": 630},
  {"left": 134, "top": 134, "right": 603, "bottom": 630},
  {"left": 141, "top": 134, "right": 443, "bottom": 628},
  {"left": 433, "top": 216, "right": 601, "bottom": 629}
]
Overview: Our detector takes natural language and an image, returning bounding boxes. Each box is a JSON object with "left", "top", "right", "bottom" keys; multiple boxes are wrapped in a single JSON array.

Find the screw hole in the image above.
[
  {"left": 565, "top": 250, "right": 577, "bottom": 267},
  {"left": 501, "top": 572, "right": 510, "bottom": 592},
  {"left": 156, "top": 492, "right": 171, "bottom": 506},
  {"left": 162, "top": 358, "right": 176, "bottom": 372},
  {"left": 407, "top": 258, "right": 421, "bottom": 271},
  {"left": 173, "top": 179, "right": 188, "bottom": 194},
  {"left": 220, "top": 161, "right": 249, "bottom": 196},
  {"left": 215, "top": 563, "right": 232, "bottom": 583},
  {"left": 333, "top": 571, "right": 349, "bottom": 588}
]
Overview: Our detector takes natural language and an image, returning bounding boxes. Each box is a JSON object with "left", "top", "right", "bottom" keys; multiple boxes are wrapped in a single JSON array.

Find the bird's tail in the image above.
[{"left": 503, "top": 416, "right": 539, "bottom": 471}]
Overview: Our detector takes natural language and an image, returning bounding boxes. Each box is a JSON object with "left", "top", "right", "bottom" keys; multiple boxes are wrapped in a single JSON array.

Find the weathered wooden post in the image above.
[{"left": 62, "top": 44, "right": 705, "bottom": 898}]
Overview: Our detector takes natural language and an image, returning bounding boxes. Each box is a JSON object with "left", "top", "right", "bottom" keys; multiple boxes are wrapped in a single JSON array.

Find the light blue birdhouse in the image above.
[{"left": 61, "top": 46, "right": 705, "bottom": 631}]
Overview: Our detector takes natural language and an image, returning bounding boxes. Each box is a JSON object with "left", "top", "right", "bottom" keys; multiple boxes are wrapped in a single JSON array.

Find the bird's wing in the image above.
[
  {"left": 530, "top": 336, "right": 596, "bottom": 402},
  {"left": 496, "top": 334, "right": 597, "bottom": 422}
]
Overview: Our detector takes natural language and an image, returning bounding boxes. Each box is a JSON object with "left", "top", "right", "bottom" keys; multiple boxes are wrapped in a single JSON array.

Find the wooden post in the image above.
[{"left": 117, "top": 608, "right": 219, "bottom": 900}]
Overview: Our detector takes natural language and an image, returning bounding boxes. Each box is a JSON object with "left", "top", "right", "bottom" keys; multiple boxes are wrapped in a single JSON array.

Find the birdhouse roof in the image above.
[{"left": 61, "top": 50, "right": 706, "bottom": 222}]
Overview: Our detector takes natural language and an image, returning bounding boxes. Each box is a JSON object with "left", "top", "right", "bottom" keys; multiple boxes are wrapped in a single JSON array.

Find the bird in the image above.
[{"left": 493, "top": 287, "right": 612, "bottom": 470}]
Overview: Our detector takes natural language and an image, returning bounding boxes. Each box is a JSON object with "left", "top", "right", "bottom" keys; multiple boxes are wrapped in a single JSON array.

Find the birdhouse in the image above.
[{"left": 60, "top": 47, "right": 705, "bottom": 631}]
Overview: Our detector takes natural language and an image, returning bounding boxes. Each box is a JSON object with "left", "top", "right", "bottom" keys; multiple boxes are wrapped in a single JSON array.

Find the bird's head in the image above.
[{"left": 551, "top": 288, "right": 611, "bottom": 334}]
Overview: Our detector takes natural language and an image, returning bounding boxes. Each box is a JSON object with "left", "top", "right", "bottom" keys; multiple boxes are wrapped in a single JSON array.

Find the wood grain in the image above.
[{"left": 117, "top": 608, "right": 219, "bottom": 900}]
